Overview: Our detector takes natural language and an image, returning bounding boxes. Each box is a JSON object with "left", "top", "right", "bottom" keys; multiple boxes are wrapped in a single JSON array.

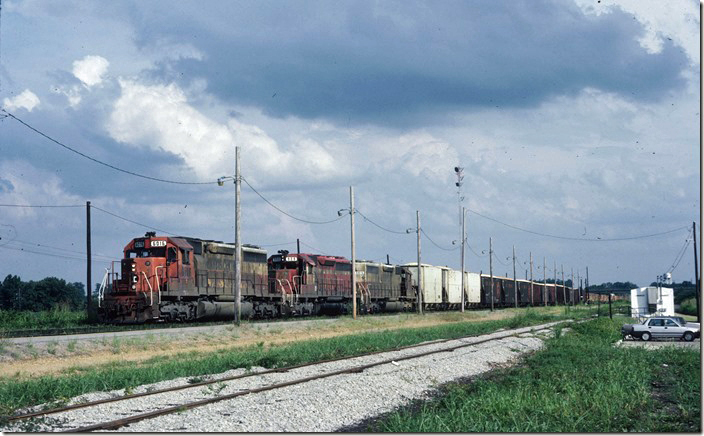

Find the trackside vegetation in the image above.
[
  {"left": 364, "top": 317, "right": 700, "bottom": 433},
  {"left": 0, "top": 309, "right": 590, "bottom": 419},
  {"left": 0, "top": 309, "right": 88, "bottom": 331}
]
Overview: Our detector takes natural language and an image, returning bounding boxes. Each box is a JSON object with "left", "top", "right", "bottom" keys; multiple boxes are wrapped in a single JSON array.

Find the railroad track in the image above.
[{"left": 3, "top": 320, "right": 569, "bottom": 432}]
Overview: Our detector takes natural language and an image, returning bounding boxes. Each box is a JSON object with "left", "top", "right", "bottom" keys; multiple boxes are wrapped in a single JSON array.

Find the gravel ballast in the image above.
[{"left": 4, "top": 322, "right": 562, "bottom": 432}]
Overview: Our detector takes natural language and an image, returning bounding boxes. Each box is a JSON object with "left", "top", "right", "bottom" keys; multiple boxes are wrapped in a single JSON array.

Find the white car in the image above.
[{"left": 621, "top": 316, "right": 700, "bottom": 341}]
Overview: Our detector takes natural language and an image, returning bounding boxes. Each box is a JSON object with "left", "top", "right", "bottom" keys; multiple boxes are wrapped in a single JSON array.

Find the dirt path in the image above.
[{"left": 0, "top": 309, "right": 544, "bottom": 379}]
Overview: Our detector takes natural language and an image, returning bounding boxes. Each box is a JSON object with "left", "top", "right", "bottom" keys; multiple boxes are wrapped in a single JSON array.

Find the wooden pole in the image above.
[
  {"left": 530, "top": 252, "right": 533, "bottom": 306},
  {"left": 351, "top": 186, "right": 356, "bottom": 319},
  {"left": 461, "top": 207, "right": 466, "bottom": 312},
  {"left": 693, "top": 222, "right": 700, "bottom": 323},
  {"left": 417, "top": 211, "right": 423, "bottom": 315},
  {"left": 543, "top": 257, "right": 546, "bottom": 307},
  {"left": 489, "top": 237, "right": 494, "bottom": 311},
  {"left": 513, "top": 245, "right": 517, "bottom": 308},
  {"left": 234, "top": 146, "right": 241, "bottom": 325},
  {"left": 86, "top": 201, "right": 91, "bottom": 310}
]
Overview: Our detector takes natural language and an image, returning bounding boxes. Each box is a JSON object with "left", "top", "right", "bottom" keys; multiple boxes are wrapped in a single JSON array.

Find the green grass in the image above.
[
  {"left": 365, "top": 317, "right": 700, "bottom": 433},
  {"left": 0, "top": 309, "right": 88, "bottom": 331},
  {"left": 679, "top": 298, "right": 698, "bottom": 317},
  {"left": 0, "top": 308, "right": 591, "bottom": 418}
]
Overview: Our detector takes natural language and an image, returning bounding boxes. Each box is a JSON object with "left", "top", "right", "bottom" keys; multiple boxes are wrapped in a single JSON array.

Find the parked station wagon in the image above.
[{"left": 621, "top": 316, "right": 700, "bottom": 342}]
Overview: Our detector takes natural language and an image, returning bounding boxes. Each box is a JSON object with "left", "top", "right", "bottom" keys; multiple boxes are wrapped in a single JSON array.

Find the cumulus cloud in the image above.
[
  {"left": 574, "top": 0, "right": 699, "bottom": 63},
  {"left": 107, "top": 79, "right": 232, "bottom": 179},
  {"left": 107, "top": 78, "right": 343, "bottom": 184},
  {"left": 3, "top": 89, "right": 40, "bottom": 112},
  {"left": 72, "top": 55, "right": 110, "bottom": 87}
]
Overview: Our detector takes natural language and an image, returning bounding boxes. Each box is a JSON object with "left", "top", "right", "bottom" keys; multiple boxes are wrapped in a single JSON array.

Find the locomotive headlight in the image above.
[
  {"left": 131, "top": 264, "right": 136, "bottom": 271},
  {"left": 132, "top": 285, "right": 136, "bottom": 290},
  {"left": 133, "top": 276, "right": 138, "bottom": 283}
]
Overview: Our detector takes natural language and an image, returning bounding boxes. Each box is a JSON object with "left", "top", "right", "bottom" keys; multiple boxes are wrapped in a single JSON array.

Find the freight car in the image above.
[{"left": 99, "top": 233, "right": 579, "bottom": 324}]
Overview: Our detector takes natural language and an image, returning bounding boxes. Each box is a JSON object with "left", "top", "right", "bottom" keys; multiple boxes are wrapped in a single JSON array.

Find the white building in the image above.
[{"left": 630, "top": 286, "right": 675, "bottom": 318}]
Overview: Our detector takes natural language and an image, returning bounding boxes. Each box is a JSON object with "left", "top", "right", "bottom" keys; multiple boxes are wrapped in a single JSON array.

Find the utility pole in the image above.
[
  {"left": 577, "top": 271, "right": 581, "bottom": 305},
  {"left": 513, "top": 245, "right": 517, "bottom": 308},
  {"left": 297, "top": 238, "right": 300, "bottom": 256},
  {"left": 694, "top": 222, "right": 700, "bottom": 323},
  {"left": 543, "top": 257, "right": 547, "bottom": 307},
  {"left": 350, "top": 186, "right": 357, "bottom": 320},
  {"left": 234, "top": 146, "right": 242, "bottom": 325},
  {"left": 461, "top": 207, "right": 466, "bottom": 312},
  {"left": 562, "top": 264, "right": 565, "bottom": 308},
  {"left": 530, "top": 252, "right": 533, "bottom": 306},
  {"left": 571, "top": 267, "right": 574, "bottom": 308},
  {"left": 554, "top": 260, "right": 557, "bottom": 306},
  {"left": 86, "top": 200, "right": 91, "bottom": 311},
  {"left": 489, "top": 237, "right": 494, "bottom": 311},
  {"left": 417, "top": 210, "right": 423, "bottom": 315},
  {"left": 586, "top": 266, "right": 590, "bottom": 303}
]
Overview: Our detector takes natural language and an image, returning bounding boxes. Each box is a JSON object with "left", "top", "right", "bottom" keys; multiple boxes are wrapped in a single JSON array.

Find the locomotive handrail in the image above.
[
  {"left": 282, "top": 279, "right": 295, "bottom": 305},
  {"left": 97, "top": 268, "right": 110, "bottom": 308},
  {"left": 292, "top": 275, "right": 301, "bottom": 305},
  {"left": 155, "top": 266, "right": 164, "bottom": 304},
  {"left": 274, "top": 278, "right": 290, "bottom": 306},
  {"left": 141, "top": 271, "right": 154, "bottom": 306}
]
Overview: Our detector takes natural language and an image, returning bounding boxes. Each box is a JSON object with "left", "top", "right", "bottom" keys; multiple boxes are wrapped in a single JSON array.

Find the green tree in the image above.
[{"left": 0, "top": 274, "right": 24, "bottom": 310}]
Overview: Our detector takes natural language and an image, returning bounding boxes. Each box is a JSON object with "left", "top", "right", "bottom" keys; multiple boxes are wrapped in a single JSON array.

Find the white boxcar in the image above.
[
  {"left": 446, "top": 269, "right": 462, "bottom": 304},
  {"left": 403, "top": 263, "right": 443, "bottom": 304},
  {"left": 464, "top": 272, "right": 482, "bottom": 304}
]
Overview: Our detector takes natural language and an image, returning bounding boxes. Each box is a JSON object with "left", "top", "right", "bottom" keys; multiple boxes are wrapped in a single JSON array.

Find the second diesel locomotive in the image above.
[{"left": 98, "top": 233, "right": 581, "bottom": 324}]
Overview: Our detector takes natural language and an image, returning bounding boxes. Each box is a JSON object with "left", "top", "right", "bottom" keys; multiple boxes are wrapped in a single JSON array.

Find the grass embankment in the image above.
[
  {"left": 0, "top": 307, "right": 590, "bottom": 418},
  {"left": 0, "top": 309, "right": 88, "bottom": 332},
  {"left": 366, "top": 317, "right": 700, "bottom": 433}
]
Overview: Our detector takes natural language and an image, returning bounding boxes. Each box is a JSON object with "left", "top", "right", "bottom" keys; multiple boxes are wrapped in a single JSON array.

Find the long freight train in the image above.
[{"left": 98, "top": 233, "right": 582, "bottom": 324}]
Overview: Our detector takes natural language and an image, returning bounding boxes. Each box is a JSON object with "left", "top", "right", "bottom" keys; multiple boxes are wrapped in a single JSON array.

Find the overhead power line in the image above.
[
  {"left": 1, "top": 109, "right": 216, "bottom": 185},
  {"left": 9, "top": 239, "right": 118, "bottom": 262},
  {"left": 242, "top": 177, "right": 345, "bottom": 225},
  {"left": 0, "top": 244, "right": 113, "bottom": 264},
  {"left": 299, "top": 241, "right": 331, "bottom": 255},
  {"left": 666, "top": 229, "right": 692, "bottom": 274},
  {"left": 356, "top": 210, "right": 408, "bottom": 235},
  {"left": 421, "top": 228, "right": 458, "bottom": 252},
  {"left": 467, "top": 208, "right": 689, "bottom": 241},
  {"left": 91, "top": 205, "right": 178, "bottom": 235},
  {"left": 0, "top": 203, "right": 84, "bottom": 208},
  {"left": 257, "top": 241, "right": 297, "bottom": 248}
]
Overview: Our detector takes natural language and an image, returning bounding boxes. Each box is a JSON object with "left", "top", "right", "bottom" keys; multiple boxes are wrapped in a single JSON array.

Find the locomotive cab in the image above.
[{"left": 102, "top": 232, "right": 194, "bottom": 323}]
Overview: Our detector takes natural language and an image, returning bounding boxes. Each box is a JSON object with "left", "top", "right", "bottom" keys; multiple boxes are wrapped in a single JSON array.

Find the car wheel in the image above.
[
  {"left": 683, "top": 331, "right": 694, "bottom": 342},
  {"left": 641, "top": 332, "right": 651, "bottom": 341}
]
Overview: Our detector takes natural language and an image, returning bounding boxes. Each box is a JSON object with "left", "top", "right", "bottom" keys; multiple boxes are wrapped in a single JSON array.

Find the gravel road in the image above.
[{"left": 4, "top": 321, "right": 563, "bottom": 433}]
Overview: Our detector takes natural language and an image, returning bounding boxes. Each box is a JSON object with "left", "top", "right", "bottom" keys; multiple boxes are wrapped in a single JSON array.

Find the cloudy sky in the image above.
[{"left": 0, "top": 0, "right": 700, "bottom": 290}]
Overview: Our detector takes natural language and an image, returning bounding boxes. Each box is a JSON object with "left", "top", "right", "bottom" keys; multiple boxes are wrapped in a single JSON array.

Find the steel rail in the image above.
[
  {"left": 5, "top": 328, "right": 499, "bottom": 422},
  {"left": 63, "top": 325, "right": 554, "bottom": 432}
]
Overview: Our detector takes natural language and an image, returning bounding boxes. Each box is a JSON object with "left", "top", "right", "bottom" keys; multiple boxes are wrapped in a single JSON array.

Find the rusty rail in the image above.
[{"left": 5, "top": 321, "right": 568, "bottom": 432}]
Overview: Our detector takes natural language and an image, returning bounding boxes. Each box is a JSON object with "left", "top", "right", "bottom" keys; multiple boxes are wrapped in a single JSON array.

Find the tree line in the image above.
[{"left": 0, "top": 274, "right": 86, "bottom": 311}]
